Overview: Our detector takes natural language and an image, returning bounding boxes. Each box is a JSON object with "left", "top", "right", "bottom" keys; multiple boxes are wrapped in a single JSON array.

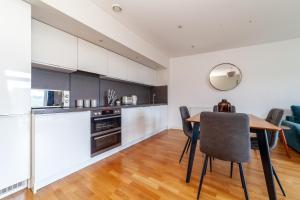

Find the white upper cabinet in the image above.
[
  {"left": 77, "top": 39, "right": 109, "bottom": 75},
  {"left": 31, "top": 19, "right": 77, "bottom": 71},
  {"left": 108, "top": 51, "right": 128, "bottom": 80}
]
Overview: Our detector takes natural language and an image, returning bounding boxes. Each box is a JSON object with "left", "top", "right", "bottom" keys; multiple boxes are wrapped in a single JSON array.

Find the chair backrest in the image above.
[
  {"left": 179, "top": 106, "right": 193, "bottom": 137},
  {"left": 213, "top": 105, "right": 236, "bottom": 113},
  {"left": 200, "top": 112, "right": 250, "bottom": 163},
  {"left": 266, "top": 108, "right": 284, "bottom": 150}
]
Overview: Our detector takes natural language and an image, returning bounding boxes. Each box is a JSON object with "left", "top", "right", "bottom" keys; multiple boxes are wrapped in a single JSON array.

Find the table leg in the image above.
[
  {"left": 280, "top": 129, "right": 291, "bottom": 158},
  {"left": 257, "top": 130, "right": 277, "bottom": 200},
  {"left": 186, "top": 122, "right": 200, "bottom": 183}
]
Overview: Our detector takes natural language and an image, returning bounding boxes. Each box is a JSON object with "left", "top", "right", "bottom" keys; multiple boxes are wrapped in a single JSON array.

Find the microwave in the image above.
[{"left": 31, "top": 89, "right": 70, "bottom": 108}]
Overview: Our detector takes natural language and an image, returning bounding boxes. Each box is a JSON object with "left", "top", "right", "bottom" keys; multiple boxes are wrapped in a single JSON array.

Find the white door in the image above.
[
  {"left": 78, "top": 38, "right": 109, "bottom": 75},
  {"left": 31, "top": 19, "right": 77, "bottom": 71},
  {"left": 0, "top": 0, "right": 31, "bottom": 115},
  {"left": 0, "top": 115, "right": 30, "bottom": 189}
]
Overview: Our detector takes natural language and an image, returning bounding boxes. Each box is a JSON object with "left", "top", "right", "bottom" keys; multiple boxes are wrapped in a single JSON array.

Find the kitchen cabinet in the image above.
[
  {"left": 122, "top": 105, "right": 168, "bottom": 146},
  {"left": 31, "top": 19, "right": 77, "bottom": 71},
  {"left": 32, "top": 111, "right": 90, "bottom": 191},
  {"left": 0, "top": 115, "right": 30, "bottom": 190},
  {"left": 108, "top": 51, "right": 128, "bottom": 80},
  {"left": 78, "top": 38, "right": 109, "bottom": 75}
]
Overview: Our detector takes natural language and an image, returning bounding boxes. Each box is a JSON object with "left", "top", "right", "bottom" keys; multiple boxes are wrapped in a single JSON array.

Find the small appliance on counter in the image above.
[
  {"left": 122, "top": 95, "right": 138, "bottom": 105},
  {"left": 31, "top": 89, "right": 70, "bottom": 108},
  {"left": 90, "top": 108, "right": 121, "bottom": 157}
]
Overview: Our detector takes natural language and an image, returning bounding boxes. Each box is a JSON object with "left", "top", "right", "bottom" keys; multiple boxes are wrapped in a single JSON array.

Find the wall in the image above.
[{"left": 169, "top": 38, "right": 300, "bottom": 128}]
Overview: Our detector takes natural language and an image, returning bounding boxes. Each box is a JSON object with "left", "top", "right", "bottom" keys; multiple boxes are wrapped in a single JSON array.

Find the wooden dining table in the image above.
[{"left": 186, "top": 113, "right": 282, "bottom": 200}]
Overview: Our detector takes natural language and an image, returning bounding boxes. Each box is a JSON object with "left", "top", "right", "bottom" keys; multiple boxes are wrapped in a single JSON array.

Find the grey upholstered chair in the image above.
[
  {"left": 250, "top": 108, "right": 286, "bottom": 196},
  {"left": 179, "top": 106, "right": 199, "bottom": 163},
  {"left": 212, "top": 105, "right": 236, "bottom": 174},
  {"left": 197, "top": 112, "right": 250, "bottom": 200}
]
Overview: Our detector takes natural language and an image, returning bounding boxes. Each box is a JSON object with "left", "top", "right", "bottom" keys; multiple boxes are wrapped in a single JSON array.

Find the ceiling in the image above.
[{"left": 91, "top": 0, "right": 300, "bottom": 57}]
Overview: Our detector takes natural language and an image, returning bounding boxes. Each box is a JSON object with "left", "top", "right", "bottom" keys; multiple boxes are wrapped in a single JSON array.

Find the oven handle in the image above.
[
  {"left": 93, "top": 115, "right": 121, "bottom": 121},
  {"left": 93, "top": 131, "right": 121, "bottom": 140},
  {"left": 92, "top": 127, "right": 121, "bottom": 137}
]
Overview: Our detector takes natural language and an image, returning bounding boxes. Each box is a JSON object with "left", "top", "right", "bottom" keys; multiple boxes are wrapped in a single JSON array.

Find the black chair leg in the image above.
[
  {"left": 209, "top": 157, "right": 212, "bottom": 172},
  {"left": 272, "top": 166, "right": 286, "bottom": 197},
  {"left": 238, "top": 163, "right": 249, "bottom": 200},
  {"left": 179, "top": 138, "right": 190, "bottom": 163},
  {"left": 230, "top": 162, "right": 234, "bottom": 178},
  {"left": 186, "top": 139, "right": 191, "bottom": 154},
  {"left": 197, "top": 155, "right": 209, "bottom": 200}
]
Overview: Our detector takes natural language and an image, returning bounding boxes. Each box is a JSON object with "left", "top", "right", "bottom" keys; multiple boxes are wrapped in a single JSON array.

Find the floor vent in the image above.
[{"left": 0, "top": 180, "right": 27, "bottom": 198}]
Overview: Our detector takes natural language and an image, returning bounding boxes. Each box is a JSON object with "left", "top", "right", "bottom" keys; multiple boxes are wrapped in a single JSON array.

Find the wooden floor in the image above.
[{"left": 5, "top": 129, "right": 300, "bottom": 200}]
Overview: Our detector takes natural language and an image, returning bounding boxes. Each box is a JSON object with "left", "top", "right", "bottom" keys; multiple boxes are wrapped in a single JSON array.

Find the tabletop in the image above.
[{"left": 186, "top": 113, "right": 282, "bottom": 131}]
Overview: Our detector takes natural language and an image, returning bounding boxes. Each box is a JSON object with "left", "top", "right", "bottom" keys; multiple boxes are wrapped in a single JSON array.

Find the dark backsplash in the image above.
[
  {"left": 31, "top": 67, "right": 70, "bottom": 90},
  {"left": 99, "top": 79, "right": 151, "bottom": 106},
  {"left": 31, "top": 67, "right": 167, "bottom": 107}
]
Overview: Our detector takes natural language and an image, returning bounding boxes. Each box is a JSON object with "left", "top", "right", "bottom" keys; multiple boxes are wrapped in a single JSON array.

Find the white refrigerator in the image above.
[{"left": 0, "top": 0, "right": 31, "bottom": 194}]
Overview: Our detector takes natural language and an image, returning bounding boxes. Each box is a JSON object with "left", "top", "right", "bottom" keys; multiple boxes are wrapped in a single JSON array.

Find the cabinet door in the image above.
[
  {"left": 126, "top": 59, "right": 140, "bottom": 82},
  {"left": 160, "top": 105, "right": 168, "bottom": 131},
  {"left": 0, "top": 114, "right": 30, "bottom": 189},
  {"left": 32, "top": 19, "right": 77, "bottom": 71},
  {"left": 78, "top": 39, "right": 108, "bottom": 75},
  {"left": 122, "top": 108, "right": 145, "bottom": 145},
  {"left": 33, "top": 112, "right": 90, "bottom": 186},
  {"left": 108, "top": 52, "right": 128, "bottom": 80},
  {"left": 0, "top": 0, "right": 31, "bottom": 115}
]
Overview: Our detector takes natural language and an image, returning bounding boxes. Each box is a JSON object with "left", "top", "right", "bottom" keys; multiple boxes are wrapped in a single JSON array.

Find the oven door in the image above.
[
  {"left": 91, "top": 114, "right": 121, "bottom": 134},
  {"left": 91, "top": 130, "right": 121, "bottom": 157}
]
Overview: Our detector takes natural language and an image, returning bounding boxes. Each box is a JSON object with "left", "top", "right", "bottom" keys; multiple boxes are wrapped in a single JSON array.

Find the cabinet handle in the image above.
[{"left": 93, "top": 131, "right": 121, "bottom": 140}]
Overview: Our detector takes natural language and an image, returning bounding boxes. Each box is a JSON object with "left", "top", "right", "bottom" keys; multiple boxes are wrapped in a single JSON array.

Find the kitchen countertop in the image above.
[{"left": 31, "top": 103, "right": 168, "bottom": 114}]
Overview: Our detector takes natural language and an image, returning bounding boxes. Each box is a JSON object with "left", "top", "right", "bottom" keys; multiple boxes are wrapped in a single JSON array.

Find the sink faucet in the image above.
[{"left": 152, "top": 93, "right": 156, "bottom": 104}]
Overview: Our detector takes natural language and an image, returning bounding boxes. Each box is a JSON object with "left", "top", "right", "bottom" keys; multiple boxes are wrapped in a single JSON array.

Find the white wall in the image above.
[{"left": 169, "top": 38, "right": 300, "bottom": 128}]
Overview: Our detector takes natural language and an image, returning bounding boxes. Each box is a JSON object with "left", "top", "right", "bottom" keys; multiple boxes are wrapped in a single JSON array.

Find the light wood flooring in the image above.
[{"left": 5, "top": 129, "right": 300, "bottom": 200}]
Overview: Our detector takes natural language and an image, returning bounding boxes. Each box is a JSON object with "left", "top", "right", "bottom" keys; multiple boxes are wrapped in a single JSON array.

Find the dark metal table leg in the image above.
[
  {"left": 256, "top": 129, "right": 277, "bottom": 200},
  {"left": 186, "top": 122, "right": 200, "bottom": 183}
]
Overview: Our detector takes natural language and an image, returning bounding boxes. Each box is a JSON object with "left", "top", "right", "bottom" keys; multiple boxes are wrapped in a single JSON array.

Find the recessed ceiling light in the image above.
[
  {"left": 112, "top": 3, "right": 122, "bottom": 12},
  {"left": 177, "top": 25, "right": 183, "bottom": 29}
]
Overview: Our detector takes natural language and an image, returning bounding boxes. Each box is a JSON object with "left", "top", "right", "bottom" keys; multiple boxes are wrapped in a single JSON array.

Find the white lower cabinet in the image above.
[
  {"left": 32, "top": 111, "right": 90, "bottom": 192},
  {"left": 0, "top": 115, "right": 30, "bottom": 190},
  {"left": 122, "top": 105, "right": 168, "bottom": 146}
]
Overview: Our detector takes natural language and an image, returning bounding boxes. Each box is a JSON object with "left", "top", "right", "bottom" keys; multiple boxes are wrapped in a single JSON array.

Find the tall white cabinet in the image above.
[{"left": 0, "top": 0, "right": 31, "bottom": 196}]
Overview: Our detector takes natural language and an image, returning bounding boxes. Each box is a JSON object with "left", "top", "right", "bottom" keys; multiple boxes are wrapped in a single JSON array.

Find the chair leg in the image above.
[
  {"left": 272, "top": 166, "right": 286, "bottom": 197},
  {"left": 230, "top": 162, "right": 234, "bottom": 178},
  {"left": 179, "top": 138, "right": 190, "bottom": 164},
  {"left": 186, "top": 139, "right": 191, "bottom": 154},
  {"left": 238, "top": 163, "right": 249, "bottom": 200},
  {"left": 209, "top": 157, "right": 212, "bottom": 172},
  {"left": 197, "top": 155, "right": 209, "bottom": 200}
]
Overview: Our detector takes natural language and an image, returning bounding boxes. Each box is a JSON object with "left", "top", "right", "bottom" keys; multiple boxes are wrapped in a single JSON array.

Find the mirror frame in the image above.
[{"left": 209, "top": 63, "right": 242, "bottom": 91}]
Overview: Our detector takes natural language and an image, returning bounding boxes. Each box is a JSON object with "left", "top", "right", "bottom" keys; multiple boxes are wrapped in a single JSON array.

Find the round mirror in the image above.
[{"left": 209, "top": 63, "right": 242, "bottom": 91}]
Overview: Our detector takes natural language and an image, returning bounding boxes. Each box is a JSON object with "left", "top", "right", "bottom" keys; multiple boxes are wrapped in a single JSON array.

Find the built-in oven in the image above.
[{"left": 91, "top": 108, "right": 121, "bottom": 157}]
